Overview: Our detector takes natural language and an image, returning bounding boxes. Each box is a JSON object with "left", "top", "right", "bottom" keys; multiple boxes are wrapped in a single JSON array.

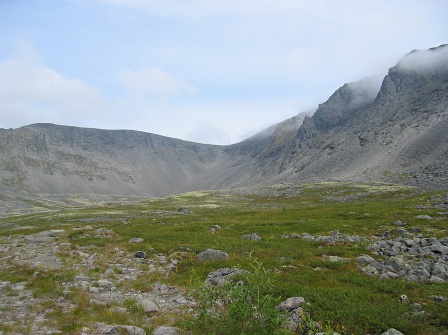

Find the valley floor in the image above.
[{"left": 0, "top": 182, "right": 447, "bottom": 335}]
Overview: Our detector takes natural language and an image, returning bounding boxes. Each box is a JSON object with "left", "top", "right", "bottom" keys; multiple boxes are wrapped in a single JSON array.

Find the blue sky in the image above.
[{"left": 1, "top": 0, "right": 447, "bottom": 144}]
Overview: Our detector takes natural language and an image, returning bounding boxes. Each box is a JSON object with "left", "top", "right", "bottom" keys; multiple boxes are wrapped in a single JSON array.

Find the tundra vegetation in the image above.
[{"left": 0, "top": 182, "right": 447, "bottom": 334}]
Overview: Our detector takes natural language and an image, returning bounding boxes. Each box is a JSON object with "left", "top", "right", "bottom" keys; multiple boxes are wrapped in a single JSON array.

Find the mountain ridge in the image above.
[{"left": 1, "top": 44, "right": 447, "bottom": 195}]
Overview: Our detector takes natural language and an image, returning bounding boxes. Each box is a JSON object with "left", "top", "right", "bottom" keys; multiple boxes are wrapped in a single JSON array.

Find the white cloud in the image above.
[
  {"left": 0, "top": 56, "right": 106, "bottom": 128},
  {"left": 118, "top": 67, "right": 198, "bottom": 97},
  {"left": 397, "top": 45, "right": 448, "bottom": 73}
]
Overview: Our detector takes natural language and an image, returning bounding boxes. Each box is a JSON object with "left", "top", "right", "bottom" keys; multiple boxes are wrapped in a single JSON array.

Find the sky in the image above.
[{"left": 0, "top": 1, "right": 447, "bottom": 145}]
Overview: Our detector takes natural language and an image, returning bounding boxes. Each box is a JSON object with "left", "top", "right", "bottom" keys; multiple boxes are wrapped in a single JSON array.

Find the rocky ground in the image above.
[
  {"left": 0, "top": 227, "right": 194, "bottom": 335},
  {"left": 282, "top": 227, "right": 448, "bottom": 283}
]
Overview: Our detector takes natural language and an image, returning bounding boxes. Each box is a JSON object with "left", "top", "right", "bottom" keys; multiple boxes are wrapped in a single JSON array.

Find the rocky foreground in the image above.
[
  {"left": 0, "top": 227, "right": 194, "bottom": 335},
  {"left": 1, "top": 213, "right": 447, "bottom": 335}
]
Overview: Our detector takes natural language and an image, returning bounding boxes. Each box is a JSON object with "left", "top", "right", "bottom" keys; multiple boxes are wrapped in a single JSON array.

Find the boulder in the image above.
[
  {"left": 139, "top": 298, "right": 160, "bottom": 314},
  {"left": 196, "top": 249, "right": 228, "bottom": 261},
  {"left": 129, "top": 238, "right": 144, "bottom": 243},
  {"left": 135, "top": 251, "right": 147, "bottom": 259},
  {"left": 385, "top": 256, "right": 409, "bottom": 272},
  {"left": 277, "top": 297, "right": 306, "bottom": 312}
]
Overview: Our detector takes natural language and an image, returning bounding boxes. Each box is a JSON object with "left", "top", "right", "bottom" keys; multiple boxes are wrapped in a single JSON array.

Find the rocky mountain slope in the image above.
[
  {"left": 230, "top": 44, "right": 448, "bottom": 189},
  {"left": 1, "top": 44, "right": 447, "bottom": 195},
  {"left": 0, "top": 125, "right": 256, "bottom": 196}
]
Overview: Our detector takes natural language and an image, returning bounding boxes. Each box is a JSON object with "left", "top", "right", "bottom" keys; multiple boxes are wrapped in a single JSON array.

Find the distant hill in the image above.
[{"left": 1, "top": 44, "right": 447, "bottom": 195}]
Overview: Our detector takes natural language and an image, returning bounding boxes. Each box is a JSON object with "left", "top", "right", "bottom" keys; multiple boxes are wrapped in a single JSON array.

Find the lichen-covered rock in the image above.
[
  {"left": 196, "top": 249, "right": 228, "bottom": 261},
  {"left": 242, "top": 233, "right": 262, "bottom": 241},
  {"left": 138, "top": 297, "right": 160, "bottom": 314},
  {"left": 277, "top": 297, "right": 306, "bottom": 312},
  {"left": 204, "top": 267, "right": 249, "bottom": 286}
]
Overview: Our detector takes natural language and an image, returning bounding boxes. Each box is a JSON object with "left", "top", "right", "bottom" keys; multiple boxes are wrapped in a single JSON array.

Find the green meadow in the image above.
[{"left": 1, "top": 182, "right": 447, "bottom": 334}]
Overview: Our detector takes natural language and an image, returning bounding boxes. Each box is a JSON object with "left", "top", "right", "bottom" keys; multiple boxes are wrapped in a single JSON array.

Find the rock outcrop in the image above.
[{"left": 358, "top": 235, "right": 448, "bottom": 282}]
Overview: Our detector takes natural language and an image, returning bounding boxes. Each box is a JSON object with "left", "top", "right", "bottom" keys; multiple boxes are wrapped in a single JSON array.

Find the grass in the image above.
[{"left": 0, "top": 182, "right": 447, "bottom": 334}]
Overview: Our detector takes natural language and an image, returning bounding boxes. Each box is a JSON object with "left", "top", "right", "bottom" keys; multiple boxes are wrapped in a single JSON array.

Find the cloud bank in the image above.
[{"left": 397, "top": 44, "right": 448, "bottom": 73}]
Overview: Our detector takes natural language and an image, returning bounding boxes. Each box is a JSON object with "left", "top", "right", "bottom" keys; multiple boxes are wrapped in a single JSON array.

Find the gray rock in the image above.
[
  {"left": 356, "top": 254, "right": 377, "bottom": 266},
  {"left": 429, "top": 275, "right": 445, "bottom": 283},
  {"left": 205, "top": 267, "right": 249, "bottom": 286},
  {"left": 432, "top": 262, "right": 448, "bottom": 279},
  {"left": 284, "top": 307, "right": 305, "bottom": 331},
  {"left": 416, "top": 215, "right": 434, "bottom": 220},
  {"left": 380, "top": 328, "right": 404, "bottom": 335},
  {"left": 97, "top": 279, "right": 113, "bottom": 289},
  {"left": 26, "top": 231, "right": 52, "bottom": 243},
  {"left": 152, "top": 327, "right": 181, "bottom": 335},
  {"left": 139, "top": 298, "right": 160, "bottom": 314},
  {"left": 380, "top": 272, "right": 399, "bottom": 279},
  {"left": 404, "top": 239, "right": 415, "bottom": 247},
  {"left": 110, "top": 325, "right": 146, "bottom": 335},
  {"left": 430, "top": 295, "right": 447, "bottom": 302},
  {"left": 129, "top": 238, "right": 144, "bottom": 243},
  {"left": 300, "top": 232, "right": 361, "bottom": 243},
  {"left": 135, "top": 251, "right": 147, "bottom": 259},
  {"left": 323, "top": 255, "right": 350, "bottom": 262},
  {"left": 361, "top": 265, "right": 379, "bottom": 276},
  {"left": 385, "top": 256, "right": 409, "bottom": 272},
  {"left": 28, "top": 253, "right": 63, "bottom": 270},
  {"left": 281, "top": 233, "right": 301, "bottom": 239},
  {"left": 431, "top": 243, "right": 448, "bottom": 254},
  {"left": 49, "top": 229, "right": 65, "bottom": 237},
  {"left": 301, "top": 233, "right": 316, "bottom": 241},
  {"left": 242, "top": 233, "right": 262, "bottom": 241},
  {"left": 277, "top": 297, "right": 306, "bottom": 312},
  {"left": 95, "top": 227, "right": 113, "bottom": 235},
  {"left": 196, "top": 249, "right": 228, "bottom": 261}
]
